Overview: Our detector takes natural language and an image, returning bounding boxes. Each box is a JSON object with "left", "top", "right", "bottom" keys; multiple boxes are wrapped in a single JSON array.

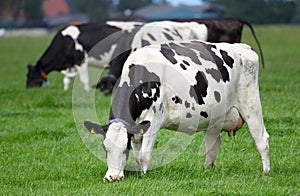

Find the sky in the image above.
[{"left": 166, "top": 0, "right": 203, "bottom": 6}]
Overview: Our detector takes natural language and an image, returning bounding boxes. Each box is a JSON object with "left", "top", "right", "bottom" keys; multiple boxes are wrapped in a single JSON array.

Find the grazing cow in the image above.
[
  {"left": 95, "top": 21, "right": 208, "bottom": 94},
  {"left": 95, "top": 18, "right": 264, "bottom": 94},
  {"left": 84, "top": 40, "right": 270, "bottom": 182},
  {"left": 26, "top": 21, "right": 143, "bottom": 91}
]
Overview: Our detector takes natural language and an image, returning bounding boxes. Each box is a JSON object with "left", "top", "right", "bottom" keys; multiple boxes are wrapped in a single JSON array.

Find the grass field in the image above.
[{"left": 0, "top": 25, "right": 299, "bottom": 195}]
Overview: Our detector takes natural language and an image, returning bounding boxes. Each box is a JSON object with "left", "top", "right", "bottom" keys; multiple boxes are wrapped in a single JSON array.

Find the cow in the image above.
[
  {"left": 171, "top": 18, "right": 265, "bottom": 66},
  {"left": 26, "top": 21, "right": 143, "bottom": 91},
  {"left": 94, "top": 20, "right": 208, "bottom": 94},
  {"left": 84, "top": 40, "right": 270, "bottom": 182},
  {"left": 95, "top": 18, "right": 264, "bottom": 94}
]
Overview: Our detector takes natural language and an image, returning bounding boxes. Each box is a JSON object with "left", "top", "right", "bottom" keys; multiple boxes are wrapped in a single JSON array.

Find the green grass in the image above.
[{"left": 0, "top": 26, "right": 299, "bottom": 195}]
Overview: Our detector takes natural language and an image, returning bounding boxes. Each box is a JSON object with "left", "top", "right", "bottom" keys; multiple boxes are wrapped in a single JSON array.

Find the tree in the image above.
[
  {"left": 292, "top": 0, "right": 300, "bottom": 23},
  {"left": 118, "top": 0, "right": 152, "bottom": 11},
  {"left": 23, "top": 0, "right": 43, "bottom": 26},
  {"left": 71, "top": 0, "right": 109, "bottom": 22},
  {"left": 204, "top": 0, "right": 296, "bottom": 24}
]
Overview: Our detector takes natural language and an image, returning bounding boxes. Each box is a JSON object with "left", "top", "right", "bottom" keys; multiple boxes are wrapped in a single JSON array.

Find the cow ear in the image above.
[
  {"left": 127, "top": 120, "right": 151, "bottom": 135},
  {"left": 84, "top": 121, "right": 107, "bottom": 136}
]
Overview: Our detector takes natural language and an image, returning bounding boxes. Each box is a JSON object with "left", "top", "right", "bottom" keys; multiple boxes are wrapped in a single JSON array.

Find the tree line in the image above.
[
  {"left": 1, "top": 0, "right": 299, "bottom": 27},
  {"left": 205, "top": 0, "right": 299, "bottom": 24}
]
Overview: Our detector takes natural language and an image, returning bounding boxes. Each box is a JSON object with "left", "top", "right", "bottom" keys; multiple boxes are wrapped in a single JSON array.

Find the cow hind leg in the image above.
[
  {"left": 239, "top": 90, "right": 270, "bottom": 172},
  {"left": 243, "top": 111, "right": 270, "bottom": 172}
]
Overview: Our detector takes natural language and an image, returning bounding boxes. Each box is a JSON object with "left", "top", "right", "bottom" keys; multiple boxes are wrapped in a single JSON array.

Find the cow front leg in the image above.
[
  {"left": 77, "top": 54, "right": 89, "bottom": 91},
  {"left": 131, "top": 134, "right": 143, "bottom": 166},
  {"left": 139, "top": 132, "right": 158, "bottom": 175},
  {"left": 63, "top": 76, "right": 71, "bottom": 91},
  {"left": 203, "top": 131, "right": 221, "bottom": 169}
]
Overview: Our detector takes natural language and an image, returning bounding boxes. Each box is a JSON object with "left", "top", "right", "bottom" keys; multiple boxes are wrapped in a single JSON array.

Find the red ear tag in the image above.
[{"left": 41, "top": 72, "right": 47, "bottom": 80}]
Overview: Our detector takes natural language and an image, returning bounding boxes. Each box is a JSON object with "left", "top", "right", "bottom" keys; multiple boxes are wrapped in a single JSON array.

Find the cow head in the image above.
[
  {"left": 26, "top": 64, "right": 49, "bottom": 88},
  {"left": 84, "top": 120, "right": 150, "bottom": 182}
]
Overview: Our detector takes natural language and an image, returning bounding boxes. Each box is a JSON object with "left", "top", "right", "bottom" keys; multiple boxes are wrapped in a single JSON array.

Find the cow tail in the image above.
[{"left": 241, "top": 19, "right": 265, "bottom": 68}]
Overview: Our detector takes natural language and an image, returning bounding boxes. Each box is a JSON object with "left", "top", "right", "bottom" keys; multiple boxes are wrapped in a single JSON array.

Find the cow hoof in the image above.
[
  {"left": 263, "top": 167, "right": 270, "bottom": 173},
  {"left": 103, "top": 175, "right": 124, "bottom": 183}
]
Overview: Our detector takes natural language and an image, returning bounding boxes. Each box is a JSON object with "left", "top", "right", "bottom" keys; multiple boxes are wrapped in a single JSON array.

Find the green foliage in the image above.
[
  {"left": 0, "top": 0, "right": 43, "bottom": 27},
  {"left": 23, "top": 0, "right": 43, "bottom": 26},
  {"left": 70, "top": 0, "right": 109, "bottom": 22},
  {"left": 0, "top": 26, "right": 299, "bottom": 194},
  {"left": 206, "top": 0, "right": 296, "bottom": 24},
  {"left": 118, "top": 0, "right": 153, "bottom": 11}
]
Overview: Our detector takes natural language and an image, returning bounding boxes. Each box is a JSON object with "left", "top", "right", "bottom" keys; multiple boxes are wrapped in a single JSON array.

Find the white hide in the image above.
[
  {"left": 130, "top": 21, "right": 208, "bottom": 50},
  {"left": 106, "top": 21, "right": 144, "bottom": 32}
]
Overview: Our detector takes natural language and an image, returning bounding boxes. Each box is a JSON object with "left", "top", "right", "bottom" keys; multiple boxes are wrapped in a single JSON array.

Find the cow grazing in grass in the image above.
[
  {"left": 26, "top": 21, "right": 143, "bottom": 91},
  {"left": 84, "top": 40, "right": 270, "bottom": 182},
  {"left": 95, "top": 21, "right": 208, "bottom": 94}
]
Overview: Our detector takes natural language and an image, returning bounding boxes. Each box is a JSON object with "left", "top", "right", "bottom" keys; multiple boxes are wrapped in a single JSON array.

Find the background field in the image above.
[{"left": 0, "top": 26, "right": 299, "bottom": 195}]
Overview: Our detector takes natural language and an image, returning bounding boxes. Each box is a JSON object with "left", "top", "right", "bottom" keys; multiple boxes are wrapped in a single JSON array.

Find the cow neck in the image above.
[
  {"left": 35, "top": 60, "right": 50, "bottom": 75},
  {"left": 34, "top": 60, "right": 49, "bottom": 82}
]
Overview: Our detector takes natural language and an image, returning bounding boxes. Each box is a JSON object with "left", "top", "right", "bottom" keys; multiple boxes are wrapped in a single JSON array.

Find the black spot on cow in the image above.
[
  {"left": 129, "top": 64, "right": 135, "bottom": 69},
  {"left": 169, "top": 42, "right": 201, "bottom": 65},
  {"left": 214, "top": 91, "right": 221, "bottom": 103},
  {"left": 163, "top": 32, "right": 174, "bottom": 40},
  {"left": 185, "top": 101, "right": 190, "bottom": 108},
  {"left": 160, "top": 44, "right": 177, "bottom": 64},
  {"left": 172, "top": 96, "right": 182, "bottom": 104},
  {"left": 186, "top": 113, "right": 192, "bottom": 118},
  {"left": 159, "top": 103, "right": 164, "bottom": 112},
  {"left": 142, "top": 39, "right": 151, "bottom": 47},
  {"left": 182, "top": 41, "right": 230, "bottom": 83},
  {"left": 200, "top": 111, "right": 208, "bottom": 118},
  {"left": 182, "top": 60, "right": 190, "bottom": 66},
  {"left": 220, "top": 50, "right": 234, "bottom": 68},
  {"left": 172, "top": 29, "right": 183, "bottom": 39},
  {"left": 180, "top": 63, "right": 187, "bottom": 70},
  {"left": 206, "top": 68, "right": 222, "bottom": 82},
  {"left": 111, "top": 65, "right": 161, "bottom": 123},
  {"left": 130, "top": 81, "right": 160, "bottom": 120},
  {"left": 147, "top": 33, "right": 156, "bottom": 41},
  {"left": 152, "top": 106, "right": 157, "bottom": 113},
  {"left": 189, "top": 71, "right": 208, "bottom": 105},
  {"left": 192, "top": 103, "right": 195, "bottom": 111}
]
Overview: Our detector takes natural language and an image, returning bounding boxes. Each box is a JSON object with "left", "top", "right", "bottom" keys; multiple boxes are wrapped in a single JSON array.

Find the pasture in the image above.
[{"left": 0, "top": 25, "right": 299, "bottom": 195}]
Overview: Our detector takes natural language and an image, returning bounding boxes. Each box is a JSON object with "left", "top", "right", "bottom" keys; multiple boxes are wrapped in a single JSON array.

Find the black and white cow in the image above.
[
  {"left": 95, "top": 21, "right": 208, "bottom": 94},
  {"left": 84, "top": 40, "right": 270, "bottom": 181},
  {"left": 95, "top": 19, "right": 264, "bottom": 94},
  {"left": 26, "top": 21, "right": 143, "bottom": 91}
]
